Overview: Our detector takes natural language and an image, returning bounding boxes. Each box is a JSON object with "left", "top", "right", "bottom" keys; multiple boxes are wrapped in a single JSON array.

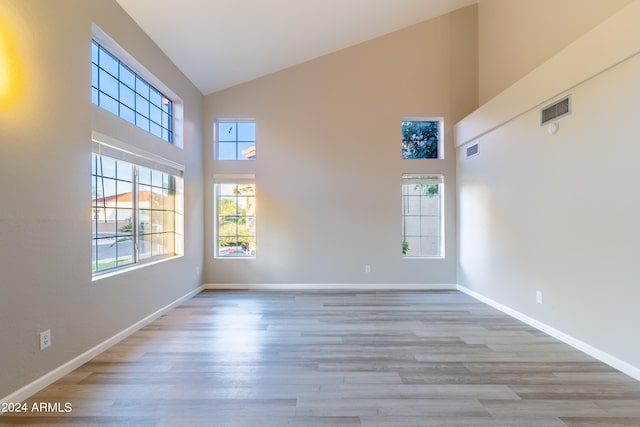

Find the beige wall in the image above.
[
  {"left": 0, "top": 0, "right": 203, "bottom": 399},
  {"left": 478, "top": 0, "right": 631, "bottom": 104},
  {"left": 6, "top": 0, "right": 637, "bottom": 403},
  {"left": 457, "top": 0, "right": 640, "bottom": 374},
  {"left": 203, "top": 6, "right": 478, "bottom": 286}
]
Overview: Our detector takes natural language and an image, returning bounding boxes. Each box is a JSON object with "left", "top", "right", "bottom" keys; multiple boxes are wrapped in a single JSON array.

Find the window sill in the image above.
[
  {"left": 403, "top": 256, "right": 445, "bottom": 260},
  {"left": 92, "top": 254, "right": 183, "bottom": 282}
]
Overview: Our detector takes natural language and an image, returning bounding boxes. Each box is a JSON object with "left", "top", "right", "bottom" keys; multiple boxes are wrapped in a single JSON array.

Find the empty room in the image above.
[{"left": 1, "top": 0, "right": 640, "bottom": 425}]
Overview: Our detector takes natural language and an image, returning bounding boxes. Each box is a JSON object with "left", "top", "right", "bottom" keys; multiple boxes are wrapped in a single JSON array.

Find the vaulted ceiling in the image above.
[{"left": 116, "top": 0, "right": 477, "bottom": 95}]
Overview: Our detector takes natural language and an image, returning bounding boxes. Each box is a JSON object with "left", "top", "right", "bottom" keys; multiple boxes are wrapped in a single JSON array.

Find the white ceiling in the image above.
[{"left": 116, "top": 0, "right": 477, "bottom": 95}]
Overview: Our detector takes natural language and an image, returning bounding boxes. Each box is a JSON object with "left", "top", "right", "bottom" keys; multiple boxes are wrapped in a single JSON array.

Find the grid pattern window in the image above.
[
  {"left": 401, "top": 119, "right": 442, "bottom": 159},
  {"left": 216, "top": 121, "right": 256, "bottom": 160},
  {"left": 92, "top": 40, "right": 173, "bottom": 143},
  {"left": 137, "top": 165, "right": 177, "bottom": 261},
  {"left": 92, "top": 153, "right": 182, "bottom": 274},
  {"left": 215, "top": 181, "right": 256, "bottom": 257},
  {"left": 402, "top": 174, "right": 444, "bottom": 258}
]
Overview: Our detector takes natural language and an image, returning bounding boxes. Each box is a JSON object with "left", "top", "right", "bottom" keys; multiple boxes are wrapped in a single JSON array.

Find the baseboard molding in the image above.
[
  {"left": 457, "top": 285, "right": 640, "bottom": 382},
  {"left": 1, "top": 286, "right": 204, "bottom": 406},
  {"left": 6, "top": 283, "right": 637, "bottom": 406},
  {"left": 203, "top": 283, "right": 457, "bottom": 291}
]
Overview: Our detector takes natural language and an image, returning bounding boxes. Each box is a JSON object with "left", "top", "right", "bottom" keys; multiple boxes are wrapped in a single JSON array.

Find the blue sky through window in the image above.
[
  {"left": 91, "top": 40, "right": 173, "bottom": 143},
  {"left": 217, "top": 121, "right": 256, "bottom": 160}
]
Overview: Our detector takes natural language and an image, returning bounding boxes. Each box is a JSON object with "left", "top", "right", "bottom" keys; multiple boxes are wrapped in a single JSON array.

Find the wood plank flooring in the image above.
[{"left": 3, "top": 290, "right": 640, "bottom": 426}]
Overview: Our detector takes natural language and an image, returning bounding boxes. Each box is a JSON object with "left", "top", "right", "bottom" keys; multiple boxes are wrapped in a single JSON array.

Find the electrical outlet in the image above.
[
  {"left": 365, "top": 264, "right": 371, "bottom": 273},
  {"left": 536, "top": 291, "right": 543, "bottom": 304},
  {"left": 40, "top": 329, "right": 51, "bottom": 350}
]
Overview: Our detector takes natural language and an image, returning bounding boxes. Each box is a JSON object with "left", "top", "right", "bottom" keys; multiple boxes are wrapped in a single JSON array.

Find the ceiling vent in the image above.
[
  {"left": 541, "top": 96, "right": 571, "bottom": 126},
  {"left": 466, "top": 143, "right": 479, "bottom": 158}
]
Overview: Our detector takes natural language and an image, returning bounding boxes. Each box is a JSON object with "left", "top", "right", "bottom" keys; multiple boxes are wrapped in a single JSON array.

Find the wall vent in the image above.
[
  {"left": 541, "top": 96, "right": 571, "bottom": 125},
  {"left": 466, "top": 143, "right": 479, "bottom": 158}
]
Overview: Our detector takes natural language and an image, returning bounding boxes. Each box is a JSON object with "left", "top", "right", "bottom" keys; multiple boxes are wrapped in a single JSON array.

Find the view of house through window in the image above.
[
  {"left": 215, "top": 179, "right": 256, "bottom": 257},
  {"left": 402, "top": 174, "right": 444, "bottom": 258},
  {"left": 401, "top": 118, "right": 442, "bottom": 159},
  {"left": 92, "top": 152, "right": 183, "bottom": 274},
  {"left": 216, "top": 121, "right": 256, "bottom": 160}
]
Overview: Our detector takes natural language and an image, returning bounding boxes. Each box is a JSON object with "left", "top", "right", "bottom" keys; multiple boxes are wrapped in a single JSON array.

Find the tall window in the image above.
[
  {"left": 402, "top": 174, "right": 444, "bottom": 258},
  {"left": 92, "top": 39, "right": 174, "bottom": 143},
  {"left": 92, "top": 140, "right": 184, "bottom": 275},
  {"left": 216, "top": 121, "right": 256, "bottom": 160},
  {"left": 214, "top": 178, "right": 256, "bottom": 257},
  {"left": 401, "top": 118, "right": 442, "bottom": 159}
]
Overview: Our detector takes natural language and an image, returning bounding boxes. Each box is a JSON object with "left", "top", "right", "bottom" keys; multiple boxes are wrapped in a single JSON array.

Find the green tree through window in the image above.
[
  {"left": 402, "top": 120, "right": 440, "bottom": 159},
  {"left": 215, "top": 182, "right": 256, "bottom": 257}
]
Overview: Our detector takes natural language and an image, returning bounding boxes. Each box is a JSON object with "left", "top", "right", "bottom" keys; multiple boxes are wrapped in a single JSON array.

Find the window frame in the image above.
[
  {"left": 401, "top": 174, "right": 445, "bottom": 259},
  {"left": 215, "top": 120, "right": 257, "bottom": 160},
  {"left": 92, "top": 39, "right": 174, "bottom": 144},
  {"left": 92, "top": 133, "right": 184, "bottom": 278},
  {"left": 213, "top": 175, "right": 256, "bottom": 259},
  {"left": 401, "top": 117, "right": 444, "bottom": 160}
]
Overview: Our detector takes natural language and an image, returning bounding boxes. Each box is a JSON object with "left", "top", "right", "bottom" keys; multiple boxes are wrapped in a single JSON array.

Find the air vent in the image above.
[
  {"left": 466, "top": 143, "right": 479, "bottom": 158},
  {"left": 541, "top": 96, "right": 570, "bottom": 125}
]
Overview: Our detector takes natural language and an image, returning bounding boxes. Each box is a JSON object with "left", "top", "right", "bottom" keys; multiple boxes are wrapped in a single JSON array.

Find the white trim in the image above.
[
  {"left": 0, "top": 286, "right": 204, "bottom": 406},
  {"left": 214, "top": 119, "right": 257, "bottom": 161},
  {"left": 212, "top": 173, "right": 256, "bottom": 184},
  {"left": 402, "top": 116, "right": 443, "bottom": 123},
  {"left": 213, "top": 178, "right": 256, "bottom": 259},
  {"left": 91, "top": 23, "right": 180, "bottom": 103},
  {"left": 91, "top": 24, "right": 185, "bottom": 149},
  {"left": 92, "top": 131, "right": 185, "bottom": 177},
  {"left": 203, "top": 283, "right": 457, "bottom": 291},
  {"left": 401, "top": 174, "right": 445, "bottom": 259},
  {"left": 402, "top": 117, "right": 444, "bottom": 160},
  {"left": 92, "top": 255, "right": 183, "bottom": 282},
  {"left": 457, "top": 285, "right": 640, "bottom": 382},
  {"left": 5, "top": 283, "right": 639, "bottom": 406}
]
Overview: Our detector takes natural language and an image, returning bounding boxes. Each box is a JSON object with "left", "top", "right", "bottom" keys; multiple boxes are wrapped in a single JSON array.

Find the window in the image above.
[
  {"left": 216, "top": 120, "right": 256, "bottom": 160},
  {"left": 401, "top": 118, "right": 443, "bottom": 159},
  {"left": 92, "top": 39, "right": 174, "bottom": 143},
  {"left": 92, "top": 136, "right": 184, "bottom": 276},
  {"left": 402, "top": 174, "right": 444, "bottom": 258},
  {"left": 214, "top": 177, "right": 256, "bottom": 257}
]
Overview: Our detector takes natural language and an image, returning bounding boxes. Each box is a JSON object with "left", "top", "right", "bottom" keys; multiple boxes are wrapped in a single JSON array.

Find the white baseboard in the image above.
[
  {"left": 6, "top": 283, "right": 637, "bottom": 406},
  {"left": 1, "top": 286, "right": 204, "bottom": 406},
  {"left": 203, "top": 283, "right": 457, "bottom": 291},
  {"left": 457, "top": 285, "right": 640, "bottom": 382}
]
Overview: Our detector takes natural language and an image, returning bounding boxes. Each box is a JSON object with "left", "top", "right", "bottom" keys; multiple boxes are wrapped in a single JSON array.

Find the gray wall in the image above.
[
  {"left": 0, "top": 0, "right": 203, "bottom": 398},
  {"left": 203, "top": 6, "right": 478, "bottom": 286},
  {"left": 457, "top": 1, "right": 640, "bottom": 372}
]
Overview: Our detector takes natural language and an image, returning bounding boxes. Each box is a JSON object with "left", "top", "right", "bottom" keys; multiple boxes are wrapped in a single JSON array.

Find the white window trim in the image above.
[
  {"left": 402, "top": 116, "right": 444, "bottom": 160},
  {"left": 214, "top": 119, "right": 256, "bottom": 161},
  {"left": 401, "top": 173, "right": 445, "bottom": 259},
  {"left": 92, "top": 131, "right": 184, "bottom": 178},
  {"left": 213, "top": 174, "right": 256, "bottom": 259},
  {"left": 92, "top": 23, "right": 184, "bottom": 149},
  {"left": 91, "top": 132, "right": 185, "bottom": 279}
]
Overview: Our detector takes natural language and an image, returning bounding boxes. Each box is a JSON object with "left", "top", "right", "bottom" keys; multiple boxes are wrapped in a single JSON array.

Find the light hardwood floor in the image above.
[{"left": 3, "top": 290, "right": 640, "bottom": 426}]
